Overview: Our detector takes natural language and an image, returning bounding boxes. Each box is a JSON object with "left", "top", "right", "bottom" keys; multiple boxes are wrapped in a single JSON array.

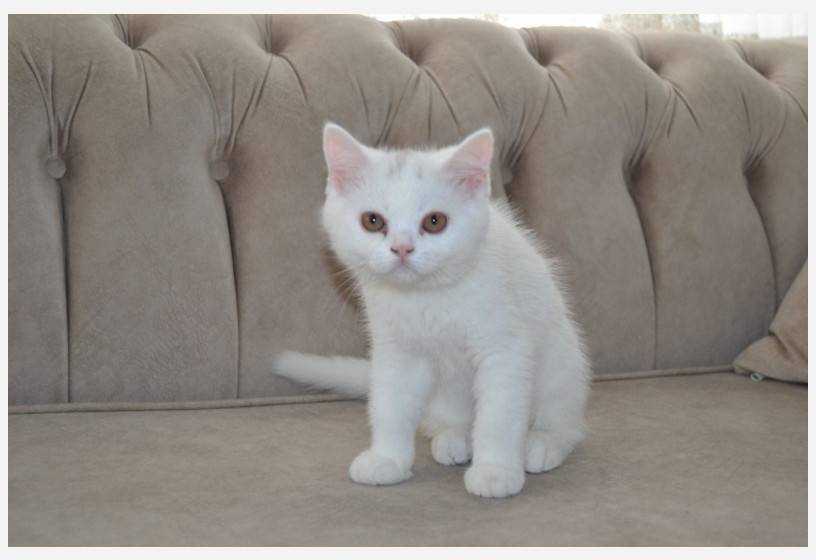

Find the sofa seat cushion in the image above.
[{"left": 8, "top": 372, "right": 806, "bottom": 546}]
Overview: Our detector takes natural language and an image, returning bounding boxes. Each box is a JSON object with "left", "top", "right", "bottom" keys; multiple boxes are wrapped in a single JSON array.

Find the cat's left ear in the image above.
[{"left": 444, "top": 128, "right": 493, "bottom": 198}]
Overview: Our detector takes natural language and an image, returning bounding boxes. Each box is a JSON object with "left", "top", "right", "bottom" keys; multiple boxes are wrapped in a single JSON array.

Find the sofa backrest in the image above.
[{"left": 8, "top": 15, "right": 807, "bottom": 405}]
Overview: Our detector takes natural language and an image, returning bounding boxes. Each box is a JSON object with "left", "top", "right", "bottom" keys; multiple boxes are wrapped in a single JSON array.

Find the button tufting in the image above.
[
  {"left": 210, "top": 159, "right": 230, "bottom": 181},
  {"left": 45, "top": 156, "right": 66, "bottom": 179}
]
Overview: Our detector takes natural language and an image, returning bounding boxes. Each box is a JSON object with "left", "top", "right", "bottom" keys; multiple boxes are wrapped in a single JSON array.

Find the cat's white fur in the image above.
[{"left": 273, "top": 123, "right": 590, "bottom": 498}]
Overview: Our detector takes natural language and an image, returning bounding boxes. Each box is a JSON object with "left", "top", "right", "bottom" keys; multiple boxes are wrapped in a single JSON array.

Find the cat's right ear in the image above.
[{"left": 323, "top": 123, "right": 370, "bottom": 195}]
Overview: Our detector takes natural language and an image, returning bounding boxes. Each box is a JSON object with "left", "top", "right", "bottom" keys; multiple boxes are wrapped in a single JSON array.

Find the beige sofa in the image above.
[{"left": 8, "top": 15, "right": 807, "bottom": 546}]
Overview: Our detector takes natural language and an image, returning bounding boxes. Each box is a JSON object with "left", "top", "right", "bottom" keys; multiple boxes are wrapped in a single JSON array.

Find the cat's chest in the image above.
[{"left": 365, "top": 287, "right": 481, "bottom": 350}]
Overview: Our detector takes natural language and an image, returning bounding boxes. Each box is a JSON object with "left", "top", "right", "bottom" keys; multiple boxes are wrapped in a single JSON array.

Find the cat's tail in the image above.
[{"left": 272, "top": 351, "right": 371, "bottom": 398}]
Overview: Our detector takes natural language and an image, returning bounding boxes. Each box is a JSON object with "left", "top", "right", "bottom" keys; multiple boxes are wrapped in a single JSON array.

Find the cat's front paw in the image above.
[
  {"left": 349, "top": 450, "right": 412, "bottom": 486},
  {"left": 431, "top": 430, "right": 472, "bottom": 466},
  {"left": 464, "top": 463, "right": 525, "bottom": 498}
]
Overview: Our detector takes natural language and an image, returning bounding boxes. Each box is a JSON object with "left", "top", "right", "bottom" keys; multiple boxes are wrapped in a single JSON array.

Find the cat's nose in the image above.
[
  {"left": 390, "top": 244, "right": 415, "bottom": 262},
  {"left": 390, "top": 231, "right": 414, "bottom": 262}
]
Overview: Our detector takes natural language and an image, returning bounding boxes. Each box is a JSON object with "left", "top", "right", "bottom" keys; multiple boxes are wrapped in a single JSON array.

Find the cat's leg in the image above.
[
  {"left": 525, "top": 330, "right": 590, "bottom": 474},
  {"left": 349, "top": 349, "right": 433, "bottom": 486},
  {"left": 464, "top": 347, "right": 532, "bottom": 498},
  {"left": 422, "top": 375, "right": 474, "bottom": 466}
]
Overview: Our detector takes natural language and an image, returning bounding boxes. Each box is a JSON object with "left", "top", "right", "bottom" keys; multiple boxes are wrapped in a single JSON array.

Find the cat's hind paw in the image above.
[
  {"left": 525, "top": 430, "right": 571, "bottom": 473},
  {"left": 349, "top": 450, "right": 412, "bottom": 486},
  {"left": 464, "top": 463, "right": 525, "bottom": 498},
  {"left": 431, "top": 430, "right": 472, "bottom": 466}
]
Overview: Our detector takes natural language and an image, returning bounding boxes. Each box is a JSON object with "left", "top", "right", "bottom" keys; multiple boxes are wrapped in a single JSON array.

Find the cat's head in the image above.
[{"left": 321, "top": 123, "right": 494, "bottom": 289}]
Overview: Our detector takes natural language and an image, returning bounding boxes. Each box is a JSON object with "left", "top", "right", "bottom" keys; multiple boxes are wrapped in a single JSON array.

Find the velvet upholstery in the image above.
[{"left": 8, "top": 15, "right": 807, "bottom": 545}]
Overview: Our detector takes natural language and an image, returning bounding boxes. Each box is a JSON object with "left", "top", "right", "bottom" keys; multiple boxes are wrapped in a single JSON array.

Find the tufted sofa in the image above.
[{"left": 8, "top": 15, "right": 807, "bottom": 545}]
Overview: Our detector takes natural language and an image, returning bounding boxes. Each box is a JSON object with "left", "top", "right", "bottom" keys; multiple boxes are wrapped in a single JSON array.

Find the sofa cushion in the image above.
[
  {"left": 735, "top": 261, "right": 808, "bottom": 383},
  {"left": 8, "top": 372, "right": 806, "bottom": 546}
]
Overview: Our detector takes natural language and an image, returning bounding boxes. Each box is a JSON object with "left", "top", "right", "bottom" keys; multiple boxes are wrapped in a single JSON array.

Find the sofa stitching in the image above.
[
  {"left": 21, "top": 48, "right": 74, "bottom": 402},
  {"left": 621, "top": 167, "right": 659, "bottom": 371},
  {"left": 188, "top": 52, "right": 244, "bottom": 398}
]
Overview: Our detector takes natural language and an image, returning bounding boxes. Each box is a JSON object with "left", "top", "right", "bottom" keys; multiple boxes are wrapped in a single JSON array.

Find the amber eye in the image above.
[
  {"left": 361, "top": 212, "right": 387, "bottom": 233},
  {"left": 422, "top": 212, "right": 448, "bottom": 234}
]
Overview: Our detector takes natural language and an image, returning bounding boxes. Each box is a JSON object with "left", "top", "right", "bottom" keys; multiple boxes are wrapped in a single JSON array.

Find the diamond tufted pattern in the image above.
[{"left": 8, "top": 15, "right": 807, "bottom": 404}]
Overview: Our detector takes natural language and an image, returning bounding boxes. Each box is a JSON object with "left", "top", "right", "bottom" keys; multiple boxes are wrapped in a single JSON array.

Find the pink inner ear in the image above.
[
  {"left": 324, "top": 124, "right": 370, "bottom": 194},
  {"left": 445, "top": 129, "right": 493, "bottom": 197}
]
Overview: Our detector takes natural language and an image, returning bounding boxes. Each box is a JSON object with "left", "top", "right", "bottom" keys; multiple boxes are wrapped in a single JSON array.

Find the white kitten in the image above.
[{"left": 274, "top": 123, "right": 590, "bottom": 498}]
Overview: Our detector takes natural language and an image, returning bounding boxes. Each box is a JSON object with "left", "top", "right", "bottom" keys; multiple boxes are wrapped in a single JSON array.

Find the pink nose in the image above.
[{"left": 390, "top": 244, "right": 414, "bottom": 262}]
